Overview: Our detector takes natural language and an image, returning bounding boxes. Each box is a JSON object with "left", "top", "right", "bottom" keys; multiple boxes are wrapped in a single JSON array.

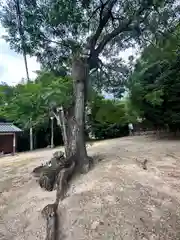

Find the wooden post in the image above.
[
  {"left": 50, "top": 116, "right": 54, "bottom": 148},
  {"left": 30, "top": 117, "right": 33, "bottom": 151},
  {"left": 13, "top": 133, "right": 16, "bottom": 155},
  {"left": 30, "top": 127, "right": 33, "bottom": 151}
]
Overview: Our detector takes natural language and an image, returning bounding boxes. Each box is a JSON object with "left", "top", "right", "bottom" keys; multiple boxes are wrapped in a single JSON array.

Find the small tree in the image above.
[{"left": 1, "top": 0, "right": 179, "bottom": 172}]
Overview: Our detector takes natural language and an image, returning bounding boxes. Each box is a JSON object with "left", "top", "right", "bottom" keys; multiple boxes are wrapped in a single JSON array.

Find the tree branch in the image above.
[
  {"left": 52, "top": 110, "right": 62, "bottom": 127},
  {"left": 95, "top": 3, "right": 152, "bottom": 56},
  {"left": 95, "top": 19, "right": 132, "bottom": 56},
  {"left": 88, "top": 6, "right": 101, "bottom": 24},
  {"left": 89, "top": 0, "right": 118, "bottom": 54}
]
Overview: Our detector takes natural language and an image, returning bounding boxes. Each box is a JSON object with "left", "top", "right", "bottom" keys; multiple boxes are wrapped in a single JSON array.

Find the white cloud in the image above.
[{"left": 0, "top": 26, "right": 40, "bottom": 85}]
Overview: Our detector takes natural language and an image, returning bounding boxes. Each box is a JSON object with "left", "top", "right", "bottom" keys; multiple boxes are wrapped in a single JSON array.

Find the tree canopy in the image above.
[
  {"left": 1, "top": 0, "right": 179, "bottom": 95},
  {"left": 128, "top": 24, "right": 180, "bottom": 130},
  {"left": 0, "top": 72, "right": 72, "bottom": 127}
]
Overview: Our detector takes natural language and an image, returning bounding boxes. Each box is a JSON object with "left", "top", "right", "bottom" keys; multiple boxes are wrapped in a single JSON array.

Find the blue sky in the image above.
[{"left": 0, "top": 24, "right": 136, "bottom": 86}]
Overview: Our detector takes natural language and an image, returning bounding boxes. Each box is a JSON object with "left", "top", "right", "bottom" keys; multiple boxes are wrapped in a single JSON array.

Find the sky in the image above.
[
  {"left": 0, "top": 25, "right": 40, "bottom": 85},
  {"left": 0, "top": 24, "right": 136, "bottom": 86}
]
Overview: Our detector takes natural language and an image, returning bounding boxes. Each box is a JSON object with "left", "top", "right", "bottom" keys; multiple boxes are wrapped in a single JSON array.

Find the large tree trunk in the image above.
[
  {"left": 55, "top": 57, "right": 90, "bottom": 173},
  {"left": 66, "top": 57, "right": 90, "bottom": 173}
]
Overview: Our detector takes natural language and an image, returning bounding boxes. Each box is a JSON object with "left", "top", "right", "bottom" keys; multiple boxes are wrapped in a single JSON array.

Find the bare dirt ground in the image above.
[{"left": 1, "top": 136, "right": 180, "bottom": 240}]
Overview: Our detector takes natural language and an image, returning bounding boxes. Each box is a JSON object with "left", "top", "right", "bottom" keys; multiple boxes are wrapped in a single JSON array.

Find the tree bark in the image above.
[
  {"left": 63, "top": 57, "right": 90, "bottom": 173},
  {"left": 53, "top": 57, "right": 90, "bottom": 173},
  {"left": 58, "top": 107, "right": 69, "bottom": 157}
]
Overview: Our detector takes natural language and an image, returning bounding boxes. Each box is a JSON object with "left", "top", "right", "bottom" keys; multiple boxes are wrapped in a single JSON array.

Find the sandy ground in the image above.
[{"left": 1, "top": 136, "right": 180, "bottom": 239}]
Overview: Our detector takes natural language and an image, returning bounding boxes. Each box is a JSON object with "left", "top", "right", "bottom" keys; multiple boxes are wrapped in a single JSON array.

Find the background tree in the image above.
[
  {"left": 0, "top": 73, "right": 129, "bottom": 151},
  {"left": 88, "top": 93, "right": 129, "bottom": 139},
  {"left": 15, "top": 0, "right": 30, "bottom": 81},
  {"left": 1, "top": 0, "right": 179, "bottom": 172},
  {"left": 128, "top": 24, "right": 180, "bottom": 132}
]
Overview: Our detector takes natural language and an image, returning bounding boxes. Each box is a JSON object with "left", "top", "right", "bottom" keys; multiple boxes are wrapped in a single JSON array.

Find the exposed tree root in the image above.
[
  {"left": 40, "top": 155, "right": 76, "bottom": 240},
  {"left": 32, "top": 151, "right": 68, "bottom": 191},
  {"left": 32, "top": 150, "right": 93, "bottom": 240},
  {"left": 55, "top": 159, "right": 75, "bottom": 204},
  {"left": 32, "top": 165, "right": 45, "bottom": 178},
  {"left": 41, "top": 203, "right": 58, "bottom": 240}
]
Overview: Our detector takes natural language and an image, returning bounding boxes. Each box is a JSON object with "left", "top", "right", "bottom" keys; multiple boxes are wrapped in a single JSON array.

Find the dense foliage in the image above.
[
  {"left": 0, "top": 73, "right": 71, "bottom": 128},
  {"left": 88, "top": 94, "right": 129, "bottom": 139},
  {"left": 0, "top": 73, "right": 72, "bottom": 150},
  {"left": 0, "top": 73, "right": 130, "bottom": 151},
  {"left": 128, "top": 25, "right": 180, "bottom": 131}
]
